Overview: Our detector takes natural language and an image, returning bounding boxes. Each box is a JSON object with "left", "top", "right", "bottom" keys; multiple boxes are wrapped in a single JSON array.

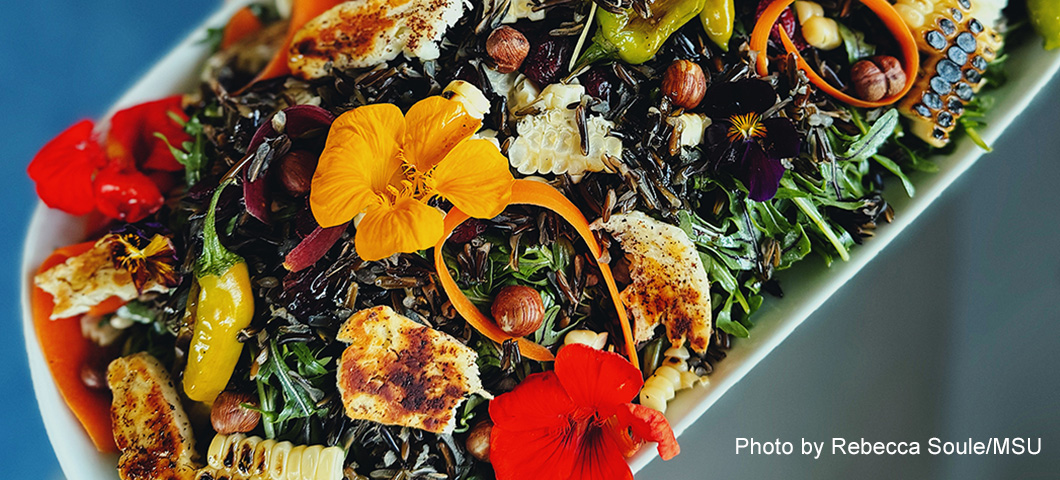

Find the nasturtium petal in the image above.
[
  {"left": 569, "top": 426, "right": 634, "bottom": 480},
  {"left": 354, "top": 198, "right": 444, "bottom": 261},
  {"left": 107, "top": 96, "right": 190, "bottom": 172},
  {"left": 430, "top": 138, "right": 513, "bottom": 219},
  {"left": 489, "top": 371, "right": 577, "bottom": 433},
  {"left": 616, "top": 403, "right": 680, "bottom": 461},
  {"left": 311, "top": 104, "right": 406, "bottom": 227},
  {"left": 554, "top": 344, "right": 643, "bottom": 415},
  {"left": 491, "top": 422, "right": 579, "bottom": 480},
  {"left": 93, "top": 164, "right": 165, "bottom": 223},
  {"left": 27, "top": 120, "right": 106, "bottom": 216},
  {"left": 489, "top": 372, "right": 580, "bottom": 480},
  {"left": 403, "top": 96, "right": 481, "bottom": 172}
]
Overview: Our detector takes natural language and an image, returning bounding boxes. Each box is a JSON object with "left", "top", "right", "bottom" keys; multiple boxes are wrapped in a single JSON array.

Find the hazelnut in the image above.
[
  {"left": 277, "top": 149, "right": 318, "bottom": 197},
  {"left": 210, "top": 391, "right": 260, "bottom": 434},
  {"left": 465, "top": 420, "right": 493, "bottom": 462},
  {"left": 871, "top": 55, "right": 907, "bottom": 97},
  {"left": 486, "top": 26, "right": 530, "bottom": 74},
  {"left": 661, "top": 60, "right": 707, "bottom": 110},
  {"left": 80, "top": 361, "right": 108, "bottom": 390},
  {"left": 851, "top": 55, "right": 907, "bottom": 102},
  {"left": 490, "top": 285, "right": 545, "bottom": 337}
]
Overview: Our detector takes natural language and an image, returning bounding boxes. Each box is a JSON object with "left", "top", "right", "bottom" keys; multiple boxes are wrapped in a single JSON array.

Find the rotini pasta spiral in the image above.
[
  {"left": 639, "top": 345, "right": 708, "bottom": 414},
  {"left": 563, "top": 329, "right": 609, "bottom": 350}
]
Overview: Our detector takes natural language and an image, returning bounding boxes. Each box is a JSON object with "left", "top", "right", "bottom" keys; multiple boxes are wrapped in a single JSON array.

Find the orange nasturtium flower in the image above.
[{"left": 310, "top": 96, "right": 514, "bottom": 261}]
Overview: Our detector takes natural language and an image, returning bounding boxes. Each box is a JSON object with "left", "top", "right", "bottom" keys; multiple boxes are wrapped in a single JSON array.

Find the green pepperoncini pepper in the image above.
[
  {"left": 591, "top": 0, "right": 707, "bottom": 65},
  {"left": 1029, "top": 0, "right": 1060, "bottom": 50},
  {"left": 699, "top": 0, "right": 734, "bottom": 51},
  {"left": 182, "top": 179, "right": 254, "bottom": 404}
]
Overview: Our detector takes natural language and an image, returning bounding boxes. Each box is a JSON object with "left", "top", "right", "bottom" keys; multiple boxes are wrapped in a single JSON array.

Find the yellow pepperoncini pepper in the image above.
[
  {"left": 699, "top": 0, "right": 734, "bottom": 51},
  {"left": 183, "top": 179, "right": 254, "bottom": 404},
  {"left": 591, "top": 0, "right": 707, "bottom": 64}
]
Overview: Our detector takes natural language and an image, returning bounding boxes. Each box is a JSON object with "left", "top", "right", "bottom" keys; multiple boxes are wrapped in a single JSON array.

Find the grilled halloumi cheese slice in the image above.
[
  {"left": 335, "top": 305, "right": 487, "bottom": 434},
  {"left": 107, "top": 353, "right": 200, "bottom": 480},
  {"left": 595, "top": 212, "right": 713, "bottom": 354},
  {"left": 287, "top": 0, "right": 463, "bottom": 79},
  {"left": 35, "top": 240, "right": 167, "bottom": 319}
]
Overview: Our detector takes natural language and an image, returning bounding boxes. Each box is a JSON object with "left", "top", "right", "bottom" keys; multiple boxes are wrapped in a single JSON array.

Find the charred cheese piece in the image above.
[
  {"left": 35, "top": 239, "right": 167, "bottom": 319},
  {"left": 107, "top": 353, "right": 200, "bottom": 480},
  {"left": 287, "top": 0, "right": 463, "bottom": 79},
  {"left": 335, "top": 306, "right": 486, "bottom": 434},
  {"left": 596, "top": 212, "right": 713, "bottom": 354}
]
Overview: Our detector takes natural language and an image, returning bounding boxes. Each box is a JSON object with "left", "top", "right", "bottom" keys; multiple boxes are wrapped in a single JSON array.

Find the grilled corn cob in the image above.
[
  {"left": 895, "top": 0, "right": 1003, "bottom": 147},
  {"left": 195, "top": 434, "right": 345, "bottom": 480},
  {"left": 507, "top": 83, "right": 623, "bottom": 182}
]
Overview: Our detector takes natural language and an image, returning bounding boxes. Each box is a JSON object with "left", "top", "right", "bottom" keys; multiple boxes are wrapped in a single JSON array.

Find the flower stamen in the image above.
[{"left": 726, "top": 113, "right": 768, "bottom": 143}]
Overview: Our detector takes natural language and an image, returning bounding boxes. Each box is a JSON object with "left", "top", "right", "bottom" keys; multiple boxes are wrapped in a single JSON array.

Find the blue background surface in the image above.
[{"left": 2, "top": 2, "right": 1058, "bottom": 479}]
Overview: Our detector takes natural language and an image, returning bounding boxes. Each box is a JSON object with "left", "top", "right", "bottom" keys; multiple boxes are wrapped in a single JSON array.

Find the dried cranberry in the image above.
[
  {"left": 755, "top": 0, "right": 809, "bottom": 50},
  {"left": 582, "top": 67, "right": 616, "bottom": 105},
  {"left": 520, "top": 29, "right": 574, "bottom": 86},
  {"left": 450, "top": 219, "right": 487, "bottom": 244}
]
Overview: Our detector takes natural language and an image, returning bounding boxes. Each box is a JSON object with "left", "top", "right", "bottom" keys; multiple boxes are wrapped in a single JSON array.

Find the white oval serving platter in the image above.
[{"left": 19, "top": 2, "right": 1060, "bottom": 478}]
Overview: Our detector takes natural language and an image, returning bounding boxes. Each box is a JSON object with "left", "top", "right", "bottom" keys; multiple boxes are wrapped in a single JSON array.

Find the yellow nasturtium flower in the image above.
[{"left": 310, "top": 96, "right": 514, "bottom": 261}]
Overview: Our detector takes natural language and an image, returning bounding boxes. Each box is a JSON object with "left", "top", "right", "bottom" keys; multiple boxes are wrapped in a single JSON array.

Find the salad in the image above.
[{"left": 24, "top": 0, "right": 1058, "bottom": 479}]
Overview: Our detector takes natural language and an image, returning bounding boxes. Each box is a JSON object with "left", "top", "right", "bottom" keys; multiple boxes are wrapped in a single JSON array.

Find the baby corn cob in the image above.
[
  {"left": 895, "top": 0, "right": 1003, "bottom": 147},
  {"left": 194, "top": 434, "right": 345, "bottom": 480}
]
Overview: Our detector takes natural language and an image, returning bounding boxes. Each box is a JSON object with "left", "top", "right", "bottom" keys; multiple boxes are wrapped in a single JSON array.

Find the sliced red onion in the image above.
[
  {"left": 282, "top": 105, "right": 336, "bottom": 139},
  {"left": 283, "top": 222, "right": 349, "bottom": 272},
  {"left": 242, "top": 105, "right": 335, "bottom": 223}
]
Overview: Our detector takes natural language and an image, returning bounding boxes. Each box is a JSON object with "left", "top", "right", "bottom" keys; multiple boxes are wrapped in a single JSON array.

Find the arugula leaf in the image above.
[
  {"left": 715, "top": 293, "right": 749, "bottom": 338},
  {"left": 838, "top": 23, "right": 876, "bottom": 64},
  {"left": 254, "top": 339, "right": 331, "bottom": 440},
  {"left": 873, "top": 154, "right": 916, "bottom": 197},
  {"left": 839, "top": 109, "right": 899, "bottom": 163},
  {"left": 703, "top": 252, "right": 737, "bottom": 293},
  {"left": 779, "top": 223, "right": 812, "bottom": 266},
  {"left": 201, "top": 27, "right": 224, "bottom": 52},
  {"left": 453, "top": 394, "right": 488, "bottom": 434},
  {"left": 781, "top": 177, "right": 850, "bottom": 261},
  {"left": 155, "top": 112, "right": 208, "bottom": 186},
  {"left": 957, "top": 95, "right": 997, "bottom": 152},
  {"left": 895, "top": 139, "right": 940, "bottom": 173}
]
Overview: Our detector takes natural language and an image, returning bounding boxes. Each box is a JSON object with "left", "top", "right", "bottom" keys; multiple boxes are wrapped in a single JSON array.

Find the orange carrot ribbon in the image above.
[
  {"left": 220, "top": 6, "right": 265, "bottom": 50},
  {"left": 434, "top": 179, "right": 638, "bottom": 365},
  {"left": 237, "top": 0, "right": 345, "bottom": 93},
  {"left": 31, "top": 242, "right": 118, "bottom": 452},
  {"left": 750, "top": 0, "right": 919, "bottom": 108}
]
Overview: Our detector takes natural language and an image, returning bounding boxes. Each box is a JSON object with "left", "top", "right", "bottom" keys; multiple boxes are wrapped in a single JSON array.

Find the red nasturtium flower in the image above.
[
  {"left": 27, "top": 96, "right": 190, "bottom": 222},
  {"left": 489, "top": 344, "right": 680, "bottom": 480}
]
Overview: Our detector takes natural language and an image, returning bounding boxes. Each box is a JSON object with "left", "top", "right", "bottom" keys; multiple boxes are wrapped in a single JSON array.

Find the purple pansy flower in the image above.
[{"left": 701, "top": 79, "right": 801, "bottom": 202}]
